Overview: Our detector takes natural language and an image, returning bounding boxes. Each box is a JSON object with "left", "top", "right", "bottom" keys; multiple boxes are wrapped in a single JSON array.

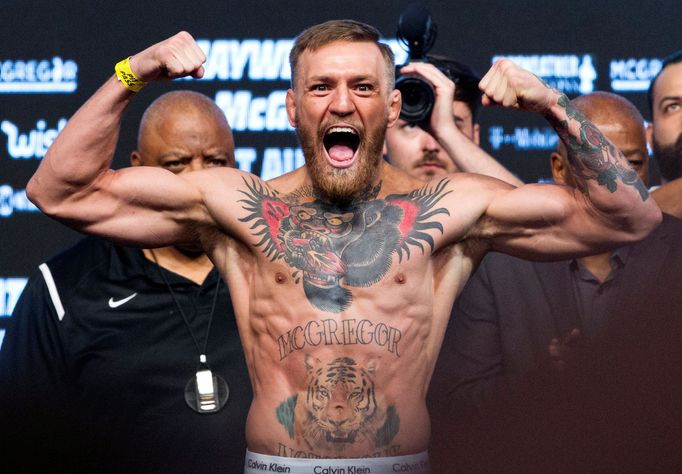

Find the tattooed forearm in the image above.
[{"left": 547, "top": 92, "right": 649, "bottom": 201}]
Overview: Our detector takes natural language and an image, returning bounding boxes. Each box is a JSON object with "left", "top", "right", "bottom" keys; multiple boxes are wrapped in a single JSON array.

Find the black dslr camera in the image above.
[{"left": 395, "top": 4, "right": 481, "bottom": 127}]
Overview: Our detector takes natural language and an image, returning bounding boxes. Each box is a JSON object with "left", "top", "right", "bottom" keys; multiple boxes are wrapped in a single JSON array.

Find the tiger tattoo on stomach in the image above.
[{"left": 275, "top": 355, "right": 400, "bottom": 457}]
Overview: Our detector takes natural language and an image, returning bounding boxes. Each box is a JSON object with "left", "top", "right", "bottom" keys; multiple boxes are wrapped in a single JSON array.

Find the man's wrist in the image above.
[
  {"left": 114, "top": 57, "right": 147, "bottom": 93},
  {"left": 541, "top": 91, "right": 568, "bottom": 120}
]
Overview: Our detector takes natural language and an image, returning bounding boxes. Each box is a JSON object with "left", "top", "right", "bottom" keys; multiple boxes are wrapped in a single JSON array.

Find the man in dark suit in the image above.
[{"left": 428, "top": 91, "right": 682, "bottom": 470}]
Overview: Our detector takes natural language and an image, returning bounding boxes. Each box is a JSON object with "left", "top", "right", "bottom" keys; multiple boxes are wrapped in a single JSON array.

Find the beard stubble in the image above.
[{"left": 297, "top": 116, "right": 388, "bottom": 205}]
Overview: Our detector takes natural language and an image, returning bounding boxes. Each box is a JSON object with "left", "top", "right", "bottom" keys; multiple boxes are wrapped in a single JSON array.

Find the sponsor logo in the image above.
[
  {"left": 0, "top": 57, "right": 78, "bottom": 93},
  {"left": 392, "top": 460, "right": 430, "bottom": 471},
  {"left": 313, "top": 467, "right": 371, "bottom": 474},
  {"left": 108, "top": 293, "right": 138, "bottom": 308},
  {"left": 191, "top": 39, "right": 294, "bottom": 81},
  {"left": 232, "top": 147, "right": 303, "bottom": 179},
  {"left": 246, "top": 459, "right": 292, "bottom": 472},
  {"left": 0, "top": 277, "right": 28, "bottom": 317},
  {"left": 214, "top": 89, "right": 290, "bottom": 132},
  {"left": 0, "top": 185, "right": 39, "bottom": 218},
  {"left": 260, "top": 147, "right": 304, "bottom": 180},
  {"left": 492, "top": 54, "right": 597, "bottom": 94},
  {"left": 235, "top": 147, "right": 258, "bottom": 173},
  {"left": 2, "top": 118, "right": 68, "bottom": 159},
  {"left": 609, "top": 57, "right": 662, "bottom": 92},
  {"left": 184, "top": 38, "right": 405, "bottom": 133},
  {"left": 488, "top": 126, "right": 558, "bottom": 151},
  {"left": 187, "top": 38, "right": 407, "bottom": 83}
]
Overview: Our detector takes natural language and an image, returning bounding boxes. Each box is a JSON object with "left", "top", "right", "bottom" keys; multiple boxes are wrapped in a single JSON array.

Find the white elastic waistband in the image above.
[{"left": 244, "top": 449, "right": 430, "bottom": 474}]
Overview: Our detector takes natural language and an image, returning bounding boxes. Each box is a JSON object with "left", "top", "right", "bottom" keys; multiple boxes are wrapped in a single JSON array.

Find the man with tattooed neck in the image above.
[{"left": 27, "top": 20, "right": 660, "bottom": 473}]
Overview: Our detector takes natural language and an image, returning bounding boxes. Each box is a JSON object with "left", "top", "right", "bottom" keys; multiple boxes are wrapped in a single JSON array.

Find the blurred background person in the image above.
[
  {"left": 384, "top": 55, "right": 523, "bottom": 185},
  {"left": 649, "top": 50, "right": 682, "bottom": 219},
  {"left": 428, "top": 91, "right": 682, "bottom": 472},
  {"left": 0, "top": 90, "right": 251, "bottom": 473}
]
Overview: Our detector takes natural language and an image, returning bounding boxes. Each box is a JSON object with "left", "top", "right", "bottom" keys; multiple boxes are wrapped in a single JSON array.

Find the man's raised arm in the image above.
[
  {"left": 27, "top": 32, "right": 217, "bottom": 247},
  {"left": 396, "top": 62, "right": 524, "bottom": 186},
  {"left": 473, "top": 59, "right": 661, "bottom": 258}
]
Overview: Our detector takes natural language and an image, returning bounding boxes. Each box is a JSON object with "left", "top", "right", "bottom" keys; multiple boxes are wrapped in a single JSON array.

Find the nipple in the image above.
[
  {"left": 275, "top": 272, "right": 288, "bottom": 284},
  {"left": 394, "top": 273, "right": 406, "bottom": 284}
]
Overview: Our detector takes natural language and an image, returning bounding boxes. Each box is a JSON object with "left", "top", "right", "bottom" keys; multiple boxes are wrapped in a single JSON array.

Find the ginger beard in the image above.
[{"left": 297, "top": 116, "right": 388, "bottom": 204}]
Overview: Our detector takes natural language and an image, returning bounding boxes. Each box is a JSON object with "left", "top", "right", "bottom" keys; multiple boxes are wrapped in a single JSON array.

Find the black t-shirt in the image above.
[{"left": 0, "top": 237, "right": 251, "bottom": 473}]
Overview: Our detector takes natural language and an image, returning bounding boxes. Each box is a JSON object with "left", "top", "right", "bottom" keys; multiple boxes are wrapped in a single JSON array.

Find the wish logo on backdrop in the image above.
[{"left": 1, "top": 118, "right": 68, "bottom": 159}]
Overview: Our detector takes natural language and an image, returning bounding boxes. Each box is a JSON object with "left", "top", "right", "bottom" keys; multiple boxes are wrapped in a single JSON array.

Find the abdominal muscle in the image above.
[
  {"left": 216, "top": 232, "right": 471, "bottom": 460},
  {"left": 241, "top": 300, "right": 434, "bottom": 459}
]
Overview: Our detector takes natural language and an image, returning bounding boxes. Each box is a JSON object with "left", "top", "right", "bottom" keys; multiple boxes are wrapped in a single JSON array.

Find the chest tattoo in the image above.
[{"left": 238, "top": 178, "right": 451, "bottom": 313}]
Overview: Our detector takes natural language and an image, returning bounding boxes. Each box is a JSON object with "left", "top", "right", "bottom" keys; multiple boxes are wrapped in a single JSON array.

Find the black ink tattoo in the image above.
[
  {"left": 276, "top": 318, "right": 402, "bottom": 361},
  {"left": 276, "top": 442, "right": 401, "bottom": 459},
  {"left": 275, "top": 356, "right": 400, "bottom": 456},
  {"left": 239, "top": 178, "right": 451, "bottom": 313},
  {"left": 549, "top": 92, "right": 649, "bottom": 201}
]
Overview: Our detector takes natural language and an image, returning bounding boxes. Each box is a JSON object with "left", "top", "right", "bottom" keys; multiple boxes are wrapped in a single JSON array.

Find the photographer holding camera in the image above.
[{"left": 384, "top": 6, "right": 522, "bottom": 186}]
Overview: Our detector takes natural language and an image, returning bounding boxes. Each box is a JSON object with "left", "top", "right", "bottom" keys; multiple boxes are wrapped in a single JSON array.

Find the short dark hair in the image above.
[
  {"left": 289, "top": 19, "right": 395, "bottom": 90},
  {"left": 426, "top": 54, "right": 482, "bottom": 121},
  {"left": 647, "top": 50, "right": 682, "bottom": 117}
]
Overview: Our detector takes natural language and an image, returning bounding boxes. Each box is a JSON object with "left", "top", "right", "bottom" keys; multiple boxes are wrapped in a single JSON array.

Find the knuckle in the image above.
[{"left": 498, "top": 61, "right": 512, "bottom": 75}]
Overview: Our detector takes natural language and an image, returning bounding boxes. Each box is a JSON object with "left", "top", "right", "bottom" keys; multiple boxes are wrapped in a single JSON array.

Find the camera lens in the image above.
[{"left": 396, "top": 76, "right": 434, "bottom": 124}]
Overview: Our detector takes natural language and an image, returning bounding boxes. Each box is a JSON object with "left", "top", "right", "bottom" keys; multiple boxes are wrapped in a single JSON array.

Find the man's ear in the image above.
[
  {"left": 550, "top": 151, "right": 567, "bottom": 184},
  {"left": 646, "top": 121, "right": 653, "bottom": 150},
  {"left": 131, "top": 150, "right": 142, "bottom": 167},
  {"left": 473, "top": 123, "right": 480, "bottom": 146},
  {"left": 286, "top": 89, "right": 297, "bottom": 128},
  {"left": 387, "top": 89, "right": 401, "bottom": 128}
]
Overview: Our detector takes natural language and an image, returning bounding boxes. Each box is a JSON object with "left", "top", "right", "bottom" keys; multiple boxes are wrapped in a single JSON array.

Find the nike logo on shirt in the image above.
[{"left": 108, "top": 293, "right": 138, "bottom": 308}]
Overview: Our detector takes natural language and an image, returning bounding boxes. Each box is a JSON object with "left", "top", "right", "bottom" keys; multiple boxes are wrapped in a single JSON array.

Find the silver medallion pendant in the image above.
[{"left": 184, "top": 367, "right": 230, "bottom": 414}]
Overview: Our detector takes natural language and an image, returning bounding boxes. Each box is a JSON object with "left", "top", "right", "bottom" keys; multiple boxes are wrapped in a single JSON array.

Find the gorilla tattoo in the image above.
[{"left": 238, "top": 178, "right": 451, "bottom": 313}]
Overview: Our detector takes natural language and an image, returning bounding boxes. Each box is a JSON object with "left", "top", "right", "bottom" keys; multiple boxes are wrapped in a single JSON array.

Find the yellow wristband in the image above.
[{"left": 114, "top": 57, "right": 147, "bottom": 93}]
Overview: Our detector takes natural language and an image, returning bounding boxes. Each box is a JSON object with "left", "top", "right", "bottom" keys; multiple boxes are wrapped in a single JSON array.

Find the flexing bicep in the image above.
[
  {"left": 479, "top": 183, "right": 647, "bottom": 260},
  {"left": 34, "top": 165, "right": 210, "bottom": 248}
]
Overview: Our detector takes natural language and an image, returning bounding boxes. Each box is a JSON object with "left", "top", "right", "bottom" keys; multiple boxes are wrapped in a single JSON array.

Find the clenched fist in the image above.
[
  {"left": 128, "top": 31, "right": 206, "bottom": 83},
  {"left": 479, "top": 58, "right": 559, "bottom": 114}
]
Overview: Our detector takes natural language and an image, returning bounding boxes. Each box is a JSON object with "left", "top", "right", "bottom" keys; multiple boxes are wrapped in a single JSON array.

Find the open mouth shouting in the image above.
[{"left": 323, "top": 126, "right": 360, "bottom": 169}]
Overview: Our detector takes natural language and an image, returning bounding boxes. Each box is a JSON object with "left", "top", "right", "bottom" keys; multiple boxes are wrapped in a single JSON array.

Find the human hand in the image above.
[
  {"left": 128, "top": 31, "right": 206, "bottom": 83},
  {"left": 548, "top": 328, "right": 581, "bottom": 371},
  {"left": 398, "top": 62, "right": 458, "bottom": 138},
  {"left": 479, "top": 58, "right": 558, "bottom": 114}
]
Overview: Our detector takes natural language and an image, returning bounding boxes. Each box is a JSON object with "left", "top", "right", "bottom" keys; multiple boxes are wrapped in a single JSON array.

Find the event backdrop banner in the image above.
[{"left": 1, "top": 0, "right": 680, "bottom": 333}]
